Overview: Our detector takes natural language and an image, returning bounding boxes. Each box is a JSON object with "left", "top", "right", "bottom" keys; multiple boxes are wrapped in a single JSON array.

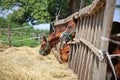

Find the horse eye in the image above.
[{"left": 41, "top": 44, "right": 45, "bottom": 47}]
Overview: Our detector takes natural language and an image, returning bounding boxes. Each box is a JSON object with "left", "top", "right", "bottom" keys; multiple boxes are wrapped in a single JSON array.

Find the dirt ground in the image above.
[{"left": 0, "top": 46, "right": 77, "bottom": 80}]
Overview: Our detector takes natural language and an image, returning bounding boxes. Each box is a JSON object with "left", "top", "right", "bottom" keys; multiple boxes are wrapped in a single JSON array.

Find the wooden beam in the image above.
[{"left": 54, "top": 0, "right": 105, "bottom": 26}]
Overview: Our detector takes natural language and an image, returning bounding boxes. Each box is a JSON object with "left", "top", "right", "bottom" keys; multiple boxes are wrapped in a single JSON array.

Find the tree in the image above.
[
  {"left": 0, "top": 0, "right": 50, "bottom": 25},
  {"left": 47, "top": 0, "right": 69, "bottom": 21},
  {"left": 0, "top": 17, "right": 8, "bottom": 28},
  {"left": 0, "top": 17, "right": 21, "bottom": 28}
]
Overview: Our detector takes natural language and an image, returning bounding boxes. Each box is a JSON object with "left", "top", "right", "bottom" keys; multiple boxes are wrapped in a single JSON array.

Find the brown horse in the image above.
[
  {"left": 60, "top": 19, "right": 77, "bottom": 43},
  {"left": 39, "top": 24, "right": 66, "bottom": 56},
  {"left": 113, "top": 46, "right": 120, "bottom": 79},
  {"left": 39, "top": 19, "right": 77, "bottom": 63},
  {"left": 59, "top": 19, "right": 77, "bottom": 63},
  {"left": 107, "top": 21, "right": 120, "bottom": 80},
  {"left": 109, "top": 35, "right": 120, "bottom": 80}
]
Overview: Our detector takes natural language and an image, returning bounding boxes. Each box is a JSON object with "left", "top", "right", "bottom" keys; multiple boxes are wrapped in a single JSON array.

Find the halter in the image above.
[
  {"left": 62, "top": 29, "right": 76, "bottom": 41},
  {"left": 39, "top": 38, "right": 50, "bottom": 55}
]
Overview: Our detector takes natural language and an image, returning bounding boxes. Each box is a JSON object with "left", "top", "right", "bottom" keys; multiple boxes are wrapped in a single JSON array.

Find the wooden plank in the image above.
[
  {"left": 73, "top": 21, "right": 80, "bottom": 74},
  {"left": 8, "top": 24, "right": 11, "bottom": 47},
  {"left": 98, "top": 0, "right": 116, "bottom": 80},
  {"left": 54, "top": 0, "right": 105, "bottom": 26},
  {"left": 54, "top": 12, "right": 78, "bottom": 26},
  {"left": 74, "top": 17, "right": 84, "bottom": 74},
  {"left": 87, "top": 54, "right": 94, "bottom": 80},
  {"left": 79, "top": 17, "right": 87, "bottom": 79},
  {"left": 71, "top": 37, "right": 101, "bottom": 57},
  {"left": 68, "top": 44, "right": 74, "bottom": 68},
  {"left": 80, "top": 47, "right": 87, "bottom": 80},
  {"left": 73, "top": 19, "right": 82, "bottom": 74},
  {"left": 70, "top": 44, "right": 76, "bottom": 70},
  {"left": 72, "top": 44, "right": 79, "bottom": 73},
  {"left": 70, "top": 44, "right": 76, "bottom": 69},
  {"left": 79, "top": 0, "right": 86, "bottom": 9},
  {"left": 74, "top": 43, "right": 81, "bottom": 74},
  {"left": 84, "top": 49, "right": 90, "bottom": 80},
  {"left": 97, "top": 7, "right": 104, "bottom": 49},
  {"left": 78, "top": 44, "right": 85, "bottom": 79}
]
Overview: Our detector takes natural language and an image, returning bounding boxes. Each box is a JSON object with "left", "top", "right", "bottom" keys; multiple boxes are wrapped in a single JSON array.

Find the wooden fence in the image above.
[
  {"left": 0, "top": 26, "right": 44, "bottom": 47},
  {"left": 54, "top": 0, "right": 116, "bottom": 80}
]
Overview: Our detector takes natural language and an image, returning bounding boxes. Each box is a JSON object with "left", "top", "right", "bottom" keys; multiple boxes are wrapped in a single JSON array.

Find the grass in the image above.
[
  {"left": 1, "top": 34, "right": 41, "bottom": 47},
  {"left": 0, "top": 28, "right": 49, "bottom": 47}
]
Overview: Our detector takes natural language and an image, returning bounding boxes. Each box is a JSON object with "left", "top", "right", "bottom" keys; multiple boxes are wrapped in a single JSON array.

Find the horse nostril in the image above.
[{"left": 43, "top": 54, "right": 46, "bottom": 56}]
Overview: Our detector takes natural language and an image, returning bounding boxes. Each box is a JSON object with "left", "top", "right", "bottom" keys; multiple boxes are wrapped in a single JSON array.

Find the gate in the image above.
[{"left": 54, "top": 0, "right": 116, "bottom": 80}]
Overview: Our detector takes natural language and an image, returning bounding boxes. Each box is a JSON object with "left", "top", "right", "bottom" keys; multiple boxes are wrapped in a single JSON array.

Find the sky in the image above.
[
  {"left": 33, "top": 24, "right": 50, "bottom": 30},
  {"left": 0, "top": 9, "right": 13, "bottom": 18}
]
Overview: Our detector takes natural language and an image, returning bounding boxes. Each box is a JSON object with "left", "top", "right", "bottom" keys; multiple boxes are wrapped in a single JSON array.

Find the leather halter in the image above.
[
  {"left": 39, "top": 38, "right": 50, "bottom": 55},
  {"left": 62, "top": 29, "right": 76, "bottom": 41}
]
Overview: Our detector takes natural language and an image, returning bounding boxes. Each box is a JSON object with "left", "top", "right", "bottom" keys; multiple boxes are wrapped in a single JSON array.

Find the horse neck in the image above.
[{"left": 48, "top": 28, "right": 65, "bottom": 48}]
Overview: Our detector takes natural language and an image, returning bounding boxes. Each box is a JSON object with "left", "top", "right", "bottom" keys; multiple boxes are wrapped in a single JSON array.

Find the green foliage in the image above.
[
  {"left": 0, "top": 17, "right": 20, "bottom": 28},
  {"left": 0, "top": 17, "right": 8, "bottom": 28},
  {"left": 0, "top": 0, "right": 50, "bottom": 25},
  {"left": 85, "top": 0, "right": 93, "bottom": 6},
  {"left": 47, "top": 0, "right": 69, "bottom": 21},
  {"left": 0, "top": 0, "right": 93, "bottom": 25}
]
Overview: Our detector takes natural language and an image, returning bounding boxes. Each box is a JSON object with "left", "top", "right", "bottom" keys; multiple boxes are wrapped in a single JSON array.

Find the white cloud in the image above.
[{"left": 33, "top": 23, "right": 50, "bottom": 30}]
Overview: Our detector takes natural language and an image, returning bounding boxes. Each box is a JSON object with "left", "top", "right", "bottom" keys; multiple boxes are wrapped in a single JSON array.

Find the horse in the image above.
[
  {"left": 39, "top": 19, "right": 77, "bottom": 63},
  {"left": 107, "top": 34, "right": 120, "bottom": 80},
  {"left": 59, "top": 19, "right": 77, "bottom": 63},
  {"left": 59, "top": 19, "right": 77, "bottom": 43},
  {"left": 113, "top": 46, "right": 120, "bottom": 79},
  {"left": 39, "top": 24, "right": 66, "bottom": 56}
]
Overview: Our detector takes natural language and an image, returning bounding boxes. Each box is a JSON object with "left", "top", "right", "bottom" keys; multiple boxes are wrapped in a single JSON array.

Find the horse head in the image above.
[
  {"left": 59, "top": 19, "right": 77, "bottom": 44},
  {"left": 110, "top": 34, "right": 120, "bottom": 80},
  {"left": 39, "top": 25, "right": 66, "bottom": 56},
  {"left": 39, "top": 35, "right": 51, "bottom": 55},
  {"left": 112, "top": 45, "right": 120, "bottom": 79}
]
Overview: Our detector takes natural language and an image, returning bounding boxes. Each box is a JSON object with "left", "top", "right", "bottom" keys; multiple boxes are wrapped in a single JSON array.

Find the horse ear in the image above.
[{"left": 42, "top": 35, "right": 47, "bottom": 42}]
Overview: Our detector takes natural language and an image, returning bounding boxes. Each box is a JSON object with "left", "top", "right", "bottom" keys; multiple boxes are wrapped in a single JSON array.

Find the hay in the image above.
[
  {"left": 0, "top": 45, "right": 8, "bottom": 52},
  {"left": 0, "top": 46, "right": 77, "bottom": 80}
]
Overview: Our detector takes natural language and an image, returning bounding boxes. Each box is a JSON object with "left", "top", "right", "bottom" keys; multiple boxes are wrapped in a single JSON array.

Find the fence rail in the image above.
[{"left": 0, "top": 26, "right": 46, "bottom": 47}]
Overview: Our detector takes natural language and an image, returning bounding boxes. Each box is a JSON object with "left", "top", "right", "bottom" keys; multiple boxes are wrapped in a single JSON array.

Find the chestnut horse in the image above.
[
  {"left": 39, "top": 24, "right": 66, "bottom": 56},
  {"left": 60, "top": 19, "right": 76, "bottom": 43},
  {"left": 39, "top": 19, "right": 77, "bottom": 63},
  {"left": 107, "top": 35, "right": 120, "bottom": 80},
  {"left": 59, "top": 19, "right": 77, "bottom": 63}
]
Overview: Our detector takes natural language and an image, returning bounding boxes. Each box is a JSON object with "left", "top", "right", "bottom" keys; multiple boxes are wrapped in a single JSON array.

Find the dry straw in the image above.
[{"left": 0, "top": 46, "right": 77, "bottom": 80}]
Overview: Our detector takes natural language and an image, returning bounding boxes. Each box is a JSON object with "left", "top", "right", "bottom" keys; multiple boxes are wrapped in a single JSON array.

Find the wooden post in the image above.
[
  {"left": 20, "top": 28, "right": 23, "bottom": 46},
  {"left": 8, "top": 24, "right": 11, "bottom": 47},
  {"left": 99, "top": 0, "right": 116, "bottom": 80},
  {"left": 38, "top": 34, "right": 41, "bottom": 43},
  {"left": 79, "top": 0, "right": 86, "bottom": 9},
  {"left": 0, "top": 30, "right": 1, "bottom": 46},
  {"left": 55, "top": 15, "right": 59, "bottom": 21}
]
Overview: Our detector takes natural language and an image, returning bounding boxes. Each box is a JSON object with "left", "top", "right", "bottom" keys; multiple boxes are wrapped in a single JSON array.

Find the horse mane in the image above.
[{"left": 48, "top": 25, "right": 66, "bottom": 48}]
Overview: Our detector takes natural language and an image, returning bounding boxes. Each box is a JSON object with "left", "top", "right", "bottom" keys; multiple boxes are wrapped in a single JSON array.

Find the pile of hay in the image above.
[{"left": 0, "top": 46, "right": 77, "bottom": 80}]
